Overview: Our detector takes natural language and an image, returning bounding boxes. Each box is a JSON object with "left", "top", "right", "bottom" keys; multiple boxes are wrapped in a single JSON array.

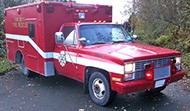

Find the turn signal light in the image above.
[{"left": 112, "top": 77, "right": 121, "bottom": 82}]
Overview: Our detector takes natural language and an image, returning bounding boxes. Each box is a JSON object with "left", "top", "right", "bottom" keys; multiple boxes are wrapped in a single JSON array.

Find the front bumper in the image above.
[{"left": 112, "top": 71, "right": 185, "bottom": 94}]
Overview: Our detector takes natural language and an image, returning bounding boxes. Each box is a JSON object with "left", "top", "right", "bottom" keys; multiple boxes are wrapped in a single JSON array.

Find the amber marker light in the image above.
[
  {"left": 77, "top": 21, "right": 81, "bottom": 24},
  {"left": 112, "top": 77, "right": 121, "bottom": 82},
  {"left": 4, "top": 11, "right": 7, "bottom": 16},
  {"left": 17, "top": 9, "right": 21, "bottom": 14},
  {"left": 36, "top": 4, "right": 41, "bottom": 12}
]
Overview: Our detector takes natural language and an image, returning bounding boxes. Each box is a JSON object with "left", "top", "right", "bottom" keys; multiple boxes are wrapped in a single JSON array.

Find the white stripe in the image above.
[
  {"left": 54, "top": 52, "right": 77, "bottom": 63},
  {"left": 6, "top": 33, "right": 124, "bottom": 74},
  {"left": 77, "top": 57, "right": 124, "bottom": 74},
  {"left": 6, "top": 34, "right": 54, "bottom": 59},
  {"left": 54, "top": 52, "right": 124, "bottom": 74}
]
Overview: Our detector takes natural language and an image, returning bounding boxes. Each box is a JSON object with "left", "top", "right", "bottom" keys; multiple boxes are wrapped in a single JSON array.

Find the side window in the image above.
[
  {"left": 62, "top": 26, "right": 77, "bottom": 45},
  {"left": 28, "top": 23, "right": 35, "bottom": 38}
]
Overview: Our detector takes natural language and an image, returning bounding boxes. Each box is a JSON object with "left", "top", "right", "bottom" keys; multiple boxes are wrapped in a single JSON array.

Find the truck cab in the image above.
[{"left": 54, "top": 22, "right": 185, "bottom": 106}]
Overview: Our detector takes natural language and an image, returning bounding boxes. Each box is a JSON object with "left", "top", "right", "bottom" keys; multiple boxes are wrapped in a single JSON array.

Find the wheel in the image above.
[
  {"left": 88, "top": 72, "right": 116, "bottom": 106},
  {"left": 146, "top": 86, "right": 166, "bottom": 94},
  {"left": 21, "top": 57, "right": 31, "bottom": 77}
]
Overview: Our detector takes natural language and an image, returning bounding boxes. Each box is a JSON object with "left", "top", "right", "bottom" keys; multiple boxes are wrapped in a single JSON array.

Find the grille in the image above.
[{"left": 134, "top": 57, "right": 171, "bottom": 80}]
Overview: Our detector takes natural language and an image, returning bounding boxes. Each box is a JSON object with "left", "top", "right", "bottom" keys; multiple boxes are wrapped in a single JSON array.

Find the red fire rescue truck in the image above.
[{"left": 4, "top": 1, "right": 185, "bottom": 106}]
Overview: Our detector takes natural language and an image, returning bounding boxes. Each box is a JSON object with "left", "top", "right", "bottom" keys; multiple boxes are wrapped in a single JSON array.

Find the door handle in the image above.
[{"left": 56, "top": 46, "right": 62, "bottom": 48}]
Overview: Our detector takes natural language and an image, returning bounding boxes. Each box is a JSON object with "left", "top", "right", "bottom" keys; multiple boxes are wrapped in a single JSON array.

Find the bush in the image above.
[
  {"left": 155, "top": 35, "right": 171, "bottom": 46},
  {"left": 0, "top": 57, "right": 16, "bottom": 74},
  {"left": 134, "top": 18, "right": 190, "bottom": 77},
  {"left": 0, "top": 35, "right": 6, "bottom": 57}
]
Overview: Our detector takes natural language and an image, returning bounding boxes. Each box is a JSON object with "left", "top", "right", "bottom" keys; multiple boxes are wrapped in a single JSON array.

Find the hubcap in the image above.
[{"left": 92, "top": 78, "right": 105, "bottom": 100}]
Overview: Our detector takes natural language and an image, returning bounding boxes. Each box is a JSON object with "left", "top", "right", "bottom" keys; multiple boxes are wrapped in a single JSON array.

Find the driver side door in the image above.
[{"left": 54, "top": 26, "right": 78, "bottom": 80}]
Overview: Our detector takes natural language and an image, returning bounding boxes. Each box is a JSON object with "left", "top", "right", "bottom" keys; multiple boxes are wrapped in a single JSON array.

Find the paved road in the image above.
[{"left": 0, "top": 69, "right": 190, "bottom": 111}]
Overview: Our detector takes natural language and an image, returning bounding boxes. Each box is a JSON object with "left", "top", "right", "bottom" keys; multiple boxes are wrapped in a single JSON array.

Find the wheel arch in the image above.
[
  {"left": 83, "top": 66, "right": 110, "bottom": 94},
  {"left": 15, "top": 50, "right": 23, "bottom": 64}
]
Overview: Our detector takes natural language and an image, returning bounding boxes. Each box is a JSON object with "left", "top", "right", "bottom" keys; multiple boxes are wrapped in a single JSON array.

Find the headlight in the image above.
[
  {"left": 175, "top": 57, "right": 181, "bottom": 64},
  {"left": 175, "top": 57, "right": 182, "bottom": 71},
  {"left": 124, "top": 63, "right": 135, "bottom": 73},
  {"left": 124, "top": 63, "right": 135, "bottom": 81}
]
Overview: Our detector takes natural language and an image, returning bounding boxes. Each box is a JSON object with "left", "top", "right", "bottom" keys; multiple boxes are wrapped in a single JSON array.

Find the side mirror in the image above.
[
  {"left": 55, "top": 32, "right": 65, "bottom": 44},
  {"left": 79, "top": 37, "right": 86, "bottom": 46},
  {"left": 132, "top": 35, "right": 138, "bottom": 39}
]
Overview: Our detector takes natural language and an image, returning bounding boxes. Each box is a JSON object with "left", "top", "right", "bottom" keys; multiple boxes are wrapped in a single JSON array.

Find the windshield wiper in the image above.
[
  {"left": 113, "top": 40, "right": 128, "bottom": 43},
  {"left": 113, "top": 39, "right": 133, "bottom": 44},
  {"left": 91, "top": 42, "right": 106, "bottom": 45}
]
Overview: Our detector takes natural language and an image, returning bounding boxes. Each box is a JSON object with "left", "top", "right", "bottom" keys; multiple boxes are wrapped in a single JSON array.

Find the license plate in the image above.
[
  {"left": 154, "top": 66, "right": 170, "bottom": 80},
  {"left": 155, "top": 79, "right": 165, "bottom": 88}
]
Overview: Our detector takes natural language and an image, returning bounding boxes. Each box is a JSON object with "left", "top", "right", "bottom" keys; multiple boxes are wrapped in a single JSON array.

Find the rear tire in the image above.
[
  {"left": 21, "top": 57, "right": 31, "bottom": 77},
  {"left": 88, "top": 71, "right": 116, "bottom": 106}
]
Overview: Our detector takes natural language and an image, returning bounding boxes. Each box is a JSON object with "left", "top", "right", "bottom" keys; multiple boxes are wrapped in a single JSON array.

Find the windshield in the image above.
[{"left": 79, "top": 24, "right": 133, "bottom": 46}]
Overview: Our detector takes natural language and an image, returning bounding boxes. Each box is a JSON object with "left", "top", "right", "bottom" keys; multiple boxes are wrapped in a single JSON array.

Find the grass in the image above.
[{"left": 0, "top": 57, "right": 16, "bottom": 74}]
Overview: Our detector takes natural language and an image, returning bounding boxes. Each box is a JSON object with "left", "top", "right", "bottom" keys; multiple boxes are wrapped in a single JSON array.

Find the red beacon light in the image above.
[
  {"left": 44, "top": 1, "right": 50, "bottom": 4},
  {"left": 146, "top": 70, "right": 153, "bottom": 80},
  {"left": 144, "top": 63, "right": 154, "bottom": 80},
  {"left": 67, "top": 2, "right": 73, "bottom": 11},
  {"left": 68, "top": 2, "right": 73, "bottom": 8},
  {"left": 92, "top": 4, "right": 99, "bottom": 13},
  {"left": 94, "top": 5, "right": 99, "bottom": 10}
]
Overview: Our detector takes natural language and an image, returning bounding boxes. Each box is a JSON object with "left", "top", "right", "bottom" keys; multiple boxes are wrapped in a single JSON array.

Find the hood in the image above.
[{"left": 82, "top": 43, "right": 180, "bottom": 63}]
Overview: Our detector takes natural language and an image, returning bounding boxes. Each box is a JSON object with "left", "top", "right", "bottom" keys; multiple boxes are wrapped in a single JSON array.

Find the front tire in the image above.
[
  {"left": 88, "top": 72, "right": 116, "bottom": 106},
  {"left": 21, "top": 57, "right": 31, "bottom": 77}
]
